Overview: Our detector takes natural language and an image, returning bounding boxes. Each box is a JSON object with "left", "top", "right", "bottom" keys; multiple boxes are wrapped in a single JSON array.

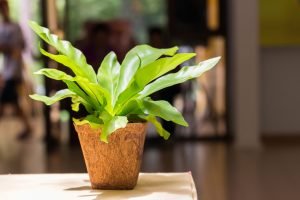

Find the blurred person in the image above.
[
  {"left": 74, "top": 21, "right": 95, "bottom": 51},
  {"left": 109, "top": 19, "right": 135, "bottom": 61},
  {"left": 0, "top": 0, "right": 32, "bottom": 139},
  {"left": 76, "top": 21, "right": 111, "bottom": 70},
  {"left": 148, "top": 27, "right": 166, "bottom": 48}
]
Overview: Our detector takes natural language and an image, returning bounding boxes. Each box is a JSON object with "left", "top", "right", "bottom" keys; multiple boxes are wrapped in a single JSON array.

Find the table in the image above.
[{"left": 0, "top": 173, "right": 197, "bottom": 200}]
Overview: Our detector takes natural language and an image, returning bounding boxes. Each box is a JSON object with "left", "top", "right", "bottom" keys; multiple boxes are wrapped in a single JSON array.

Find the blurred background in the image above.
[{"left": 0, "top": 0, "right": 299, "bottom": 199}]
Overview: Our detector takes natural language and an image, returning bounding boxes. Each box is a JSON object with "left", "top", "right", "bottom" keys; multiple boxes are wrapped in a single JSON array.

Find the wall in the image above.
[
  {"left": 228, "top": 0, "right": 300, "bottom": 146},
  {"left": 261, "top": 47, "right": 300, "bottom": 135},
  {"left": 228, "top": 0, "right": 261, "bottom": 148}
]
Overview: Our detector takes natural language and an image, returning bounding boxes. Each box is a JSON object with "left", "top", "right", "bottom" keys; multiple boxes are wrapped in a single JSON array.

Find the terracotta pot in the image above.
[{"left": 75, "top": 123, "right": 147, "bottom": 190}]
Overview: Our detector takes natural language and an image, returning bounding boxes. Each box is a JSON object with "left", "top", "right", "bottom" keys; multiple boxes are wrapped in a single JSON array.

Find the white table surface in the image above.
[{"left": 0, "top": 173, "right": 197, "bottom": 200}]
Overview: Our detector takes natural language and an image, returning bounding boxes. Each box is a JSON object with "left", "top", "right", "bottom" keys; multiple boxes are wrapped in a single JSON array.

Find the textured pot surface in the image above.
[{"left": 75, "top": 123, "right": 147, "bottom": 190}]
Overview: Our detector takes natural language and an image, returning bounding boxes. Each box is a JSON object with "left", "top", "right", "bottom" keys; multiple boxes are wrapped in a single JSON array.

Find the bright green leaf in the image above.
[
  {"left": 71, "top": 102, "right": 80, "bottom": 112},
  {"left": 114, "top": 81, "right": 140, "bottom": 112},
  {"left": 117, "top": 98, "right": 144, "bottom": 116},
  {"left": 39, "top": 48, "right": 95, "bottom": 82},
  {"left": 122, "top": 45, "right": 178, "bottom": 68},
  {"left": 140, "top": 115, "right": 170, "bottom": 139},
  {"left": 71, "top": 96, "right": 84, "bottom": 112},
  {"left": 63, "top": 80, "right": 95, "bottom": 112},
  {"left": 115, "top": 45, "right": 179, "bottom": 99},
  {"left": 138, "top": 57, "right": 221, "bottom": 98},
  {"left": 75, "top": 76, "right": 106, "bottom": 107},
  {"left": 73, "top": 115, "right": 103, "bottom": 129},
  {"left": 34, "top": 68, "right": 75, "bottom": 81},
  {"left": 100, "top": 116, "right": 128, "bottom": 143},
  {"left": 135, "top": 53, "right": 196, "bottom": 88},
  {"left": 97, "top": 52, "right": 121, "bottom": 108},
  {"left": 29, "top": 21, "right": 97, "bottom": 83},
  {"left": 138, "top": 98, "right": 188, "bottom": 127},
  {"left": 29, "top": 89, "right": 75, "bottom": 105},
  {"left": 116, "top": 53, "right": 196, "bottom": 107}
]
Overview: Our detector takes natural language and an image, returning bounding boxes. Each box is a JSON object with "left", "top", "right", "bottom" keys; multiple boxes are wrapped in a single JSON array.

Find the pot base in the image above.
[{"left": 75, "top": 123, "right": 147, "bottom": 190}]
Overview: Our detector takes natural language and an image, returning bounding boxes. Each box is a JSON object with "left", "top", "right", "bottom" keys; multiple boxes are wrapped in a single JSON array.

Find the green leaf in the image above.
[
  {"left": 63, "top": 80, "right": 94, "bottom": 111},
  {"left": 73, "top": 115, "right": 103, "bottom": 129},
  {"left": 100, "top": 116, "right": 128, "bottom": 143},
  {"left": 115, "top": 53, "right": 195, "bottom": 108},
  {"left": 39, "top": 48, "right": 96, "bottom": 82},
  {"left": 38, "top": 49, "right": 103, "bottom": 109},
  {"left": 138, "top": 57, "right": 221, "bottom": 98},
  {"left": 74, "top": 76, "right": 106, "bottom": 107},
  {"left": 114, "top": 81, "right": 140, "bottom": 112},
  {"left": 115, "top": 45, "right": 179, "bottom": 99},
  {"left": 66, "top": 77, "right": 101, "bottom": 110},
  {"left": 122, "top": 45, "right": 178, "bottom": 67},
  {"left": 140, "top": 115, "right": 170, "bottom": 139},
  {"left": 34, "top": 68, "right": 75, "bottom": 81},
  {"left": 135, "top": 53, "right": 196, "bottom": 88},
  {"left": 115, "top": 54, "right": 141, "bottom": 100},
  {"left": 137, "top": 98, "right": 188, "bottom": 127},
  {"left": 71, "top": 102, "right": 80, "bottom": 112},
  {"left": 34, "top": 65, "right": 103, "bottom": 111},
  {"left": 29, "top": 21, "right": 97, "bottom": 83},
  {"left": 117, "top": 98, "right": 144, "bottom": 116},
  {"left": 71, "top": 96, "right": 84, "bottom": 112},
  {"left": 97, "top": 52, "right": 121, "bottom": 108},
  {"left": 29, "top": 89, "right": 75, "bottom": 105}
]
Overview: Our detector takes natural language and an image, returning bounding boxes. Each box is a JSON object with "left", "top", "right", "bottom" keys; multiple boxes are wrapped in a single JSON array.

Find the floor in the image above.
[{"left": 0, "top": 116, "right": 300, "bottom": 200}]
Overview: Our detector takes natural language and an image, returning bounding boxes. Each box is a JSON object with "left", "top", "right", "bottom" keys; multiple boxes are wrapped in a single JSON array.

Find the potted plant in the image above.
[{"left": 29, "top": 21, "right": 220, "bottom": 190}]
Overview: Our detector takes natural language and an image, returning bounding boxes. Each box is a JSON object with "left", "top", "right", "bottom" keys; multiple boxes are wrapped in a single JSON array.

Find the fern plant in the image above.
[{"left": 29, "top": 21, "right": 220, "bottom": 142}]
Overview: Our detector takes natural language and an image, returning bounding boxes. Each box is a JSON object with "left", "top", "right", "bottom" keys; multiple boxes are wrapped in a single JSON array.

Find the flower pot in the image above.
[{"left": 74, "top": 123, "right": 147, "bottom": 190}]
